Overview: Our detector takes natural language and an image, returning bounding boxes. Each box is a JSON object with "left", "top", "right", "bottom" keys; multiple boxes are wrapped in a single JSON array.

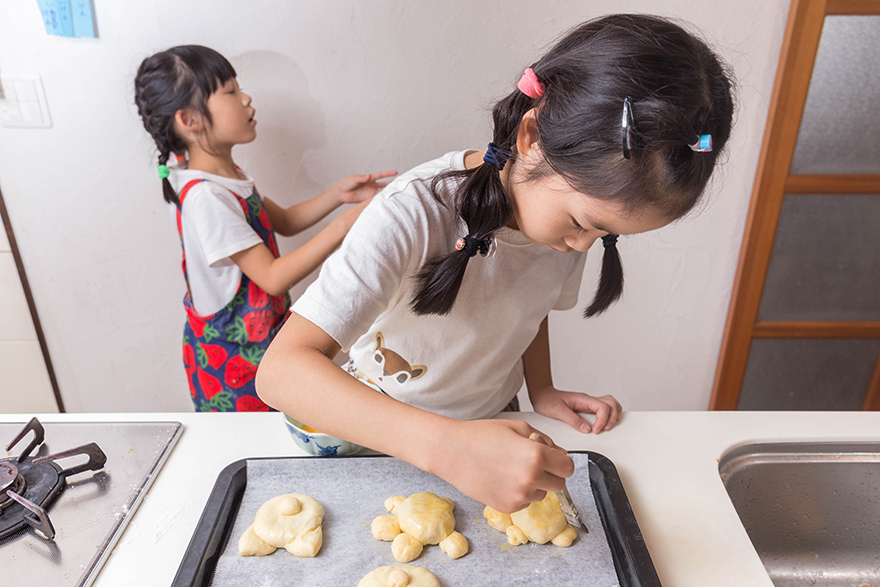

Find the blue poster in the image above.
[
  {"left": 37, "top": 0, "right": 74, "bottom": 37},
  {"left": 36, "top": 0, "right": 96, "bottom": 38},
  {"left": 71, "top": 0, "right": 96, "bottom": 38}
]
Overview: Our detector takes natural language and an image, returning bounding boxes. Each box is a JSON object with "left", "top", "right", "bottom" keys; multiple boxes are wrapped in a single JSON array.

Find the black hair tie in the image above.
[
  {"left": 602, "top": 234, "right": 619, "bottom": 248},
  {"left": 455, "top": 235, "right": 492, "bottom": 258},
  {"left": 483, "top": 143, "right": 511, "bottom": 170}
]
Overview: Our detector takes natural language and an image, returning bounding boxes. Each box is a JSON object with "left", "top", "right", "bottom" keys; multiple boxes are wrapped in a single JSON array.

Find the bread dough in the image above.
[
  {"left": 357, "top": 564, "right": 440, "bottom": 587},
  {"left": 372, "top": 492, "right": 468, "bottom": 562},
  {"left": 484, "top": 492, "right": 577, "bottom": 547},
  {"left": 551, "top": 525, "right": 578, "bottom": 547},
  {"left": 239, "top": 493, "right": 324, "bottom": 557},
  {"left": 510, "top": 491, "right": 567, "bottom": 544},
  {"left": 506, "top": 524, "right": 528, "bottom": 546},
  {"left": 372, "top": 514, "right": 401, "bottom": 541},
  {"left": 438, "top": 530, "right": 468, "bottom": 559},
  {"left": 398, "top": 492, "right": 455, "bottom": 545},
  {"left": 385, "top": 495, "right": 406, "bottom": 515},
  {"left": 238, "top": 524, "right": 276, "bottom": 556},
  {"left": 391, "top": 532, "right": 423, "bottom": 563},
  {"left": 483, "top": 507, "right": 512, "bottom": 533}
]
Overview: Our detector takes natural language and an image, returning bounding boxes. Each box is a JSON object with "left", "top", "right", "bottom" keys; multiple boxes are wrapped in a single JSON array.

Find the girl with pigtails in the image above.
[
  {"left": 134, "top": 45, "right": 395, "bottom": 412},
  {"left": 257, "top": 14, "right": 734, "bottom": 513}
]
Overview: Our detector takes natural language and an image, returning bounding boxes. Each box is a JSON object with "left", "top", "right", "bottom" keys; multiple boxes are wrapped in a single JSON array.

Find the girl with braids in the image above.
[
  {"left": 258, "top": 14, "right": 734, "bottom": 512},
  {"left": 134, "top": 45, "right": 395, "bottom": 412}
]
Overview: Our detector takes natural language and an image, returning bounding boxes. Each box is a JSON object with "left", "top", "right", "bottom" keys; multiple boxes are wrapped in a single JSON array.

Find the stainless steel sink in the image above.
[{"left": 719, "top": 442, "right": 880, "bottom": 587}]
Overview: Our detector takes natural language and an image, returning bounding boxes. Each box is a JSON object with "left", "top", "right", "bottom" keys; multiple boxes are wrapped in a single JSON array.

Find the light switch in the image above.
[
  {"left": 0, "top": 74, "right": 52, "bottom": 129},
  {"left": 0, "top": 101, "right": 23, "bottom": 124},
  {"left": 13, "top": 79, "right": 39, "bottom": 102}
]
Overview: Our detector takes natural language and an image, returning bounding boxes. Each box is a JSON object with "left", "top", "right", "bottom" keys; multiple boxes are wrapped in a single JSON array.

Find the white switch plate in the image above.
[{"left": 0, "top": 74, "right": 52, "bottom": 129}]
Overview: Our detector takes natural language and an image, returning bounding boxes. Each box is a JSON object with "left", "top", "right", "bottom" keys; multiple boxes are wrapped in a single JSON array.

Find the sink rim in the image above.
[{"left": 719, "top": 440, "right": 880, "bottom": 482}]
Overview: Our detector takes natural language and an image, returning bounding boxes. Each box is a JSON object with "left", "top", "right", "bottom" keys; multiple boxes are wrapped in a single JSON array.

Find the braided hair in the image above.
[
  {"left": 134, "top": 45, "right": 237, "bottom": 205},
  {"left": 410, "top": 14, "right": 735, "bottom": 318}
]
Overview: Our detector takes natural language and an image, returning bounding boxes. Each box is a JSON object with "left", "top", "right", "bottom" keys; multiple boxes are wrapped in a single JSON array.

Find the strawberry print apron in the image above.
[{"left": 176, "top": 179, "right": 290, "bottom": 412}]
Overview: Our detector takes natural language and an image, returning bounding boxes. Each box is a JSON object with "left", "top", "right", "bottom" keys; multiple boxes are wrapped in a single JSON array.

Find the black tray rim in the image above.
[{"left": 172, "top": 451, "right": 661, "bottom": 586}]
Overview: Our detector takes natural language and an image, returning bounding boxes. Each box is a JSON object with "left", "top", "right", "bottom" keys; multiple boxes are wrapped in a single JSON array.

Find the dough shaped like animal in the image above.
[
  {"left": 238, "top": 524, "right": 276, "bottom": 556},
  {"left": 239, "top": 493, "right": 325, "bottom": 557},
  {"left": 357, "top": 564, "right": 440, "bottom": 587},
  {"left": 372, "top": 492, "right": 468, "bottom": 562},
  {"left": 484, "top": 492, "right": 578, "bottom": 547}
]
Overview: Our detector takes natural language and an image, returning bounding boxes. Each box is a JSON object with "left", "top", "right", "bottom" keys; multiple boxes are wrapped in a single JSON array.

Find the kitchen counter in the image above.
[{"left": 3, "top": 410, "right": 878, "bottom": 586}]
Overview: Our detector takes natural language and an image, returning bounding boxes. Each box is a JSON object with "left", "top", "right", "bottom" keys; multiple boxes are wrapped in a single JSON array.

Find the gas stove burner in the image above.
[
  {"left": 0, "top": 417, "right": 107, "bottom": 540},
  {"left": 0, "top": 461, "right": 27, "bottom": 511}
]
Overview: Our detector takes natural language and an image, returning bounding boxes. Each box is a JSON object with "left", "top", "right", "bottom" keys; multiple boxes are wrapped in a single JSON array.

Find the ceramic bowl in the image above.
[{"left": 282, "top": 414, "right": 364, "bottom": 456}]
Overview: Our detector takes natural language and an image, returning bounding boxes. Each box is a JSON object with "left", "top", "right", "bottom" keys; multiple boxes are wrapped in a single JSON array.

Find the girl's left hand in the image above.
[
  {"left": 529, "top": 386, "right": 622, "bottom": 434},
  {"left": 334, "top": 170, "right": 398, "bottom": 203}
]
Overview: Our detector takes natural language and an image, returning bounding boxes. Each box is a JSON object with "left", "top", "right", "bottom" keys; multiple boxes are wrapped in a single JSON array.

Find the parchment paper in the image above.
[{"left": 209, "top": 454, "right": 619, "bottom": 586}]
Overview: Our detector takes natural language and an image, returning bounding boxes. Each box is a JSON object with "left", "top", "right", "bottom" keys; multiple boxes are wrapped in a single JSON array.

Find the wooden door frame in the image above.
[
  {"left": 0, "top": 185, "right": 65, "bottom": 412},
  {"left": 710, "top": 0, "right": 880, "bottom": 410}
]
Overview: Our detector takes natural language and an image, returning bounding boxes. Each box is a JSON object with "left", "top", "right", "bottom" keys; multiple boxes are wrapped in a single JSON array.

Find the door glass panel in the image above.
[
  {"left": 790, "top": 16, "right": 880, "bottom": 174},
  {"left": 738, "top": 339, "right": 878, "bottom": 410},
  {"left": 758, "top": 194, "right": 880, "bottom": 321}
]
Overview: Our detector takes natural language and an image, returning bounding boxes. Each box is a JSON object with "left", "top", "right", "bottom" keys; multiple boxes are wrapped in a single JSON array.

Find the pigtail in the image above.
[
  {"left": 162, "top": 181, "right": 178, "bottom": 206},
  {"left": 410, "top": 90, "right": 535, "bottom": 316},
  {"left": 159, "top": 152, "right": 179, "bottom": 206},
  {"left": 410, "top": 157, "right": 511, "bottom": 315},
  {"left": 584, "top": 235, "right": 623, "bottom": 318}
]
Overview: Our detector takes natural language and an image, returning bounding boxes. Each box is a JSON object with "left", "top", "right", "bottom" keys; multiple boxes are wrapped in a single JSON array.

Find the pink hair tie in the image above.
[{"left": 517, "top": 68, "right": 545, "bottom": 98}]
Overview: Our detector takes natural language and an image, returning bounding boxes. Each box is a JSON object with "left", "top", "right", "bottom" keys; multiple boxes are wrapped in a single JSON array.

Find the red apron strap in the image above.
[
  {"left": 175, "top": 179, "right": 207, "bottom": 304},
  {"left": 177, "top": 179, "right": 206, "bottom": 207}
]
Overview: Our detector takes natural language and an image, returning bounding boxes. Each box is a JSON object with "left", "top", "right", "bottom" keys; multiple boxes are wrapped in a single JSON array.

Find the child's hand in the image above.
[
  {"left": 529, "top": 386, "right": 622, "bottom": 434},
  {"left": 334, "top": 170, "right": 397, "bottom": 204},
  {"left": 429, "top": 418, "right": 574, "bottom": 513}
]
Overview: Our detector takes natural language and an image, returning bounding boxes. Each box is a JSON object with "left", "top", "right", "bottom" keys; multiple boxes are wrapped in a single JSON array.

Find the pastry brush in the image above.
[{"left": 529, "top": 432, "right": 588, "bottom": 533}]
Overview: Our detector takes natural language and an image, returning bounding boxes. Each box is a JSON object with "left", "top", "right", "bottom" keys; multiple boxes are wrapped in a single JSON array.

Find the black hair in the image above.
[
  {"left": 411, "top": 14, "right": 735, "bottom": 318},
  {"left": 134, "top": 45, "right": 237, "bottom": 205}
]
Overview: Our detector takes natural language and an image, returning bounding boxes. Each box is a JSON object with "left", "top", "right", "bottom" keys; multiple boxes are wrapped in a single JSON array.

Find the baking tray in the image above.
[{"left": 172, "top": 452, "right": 660, "bottom": 586}]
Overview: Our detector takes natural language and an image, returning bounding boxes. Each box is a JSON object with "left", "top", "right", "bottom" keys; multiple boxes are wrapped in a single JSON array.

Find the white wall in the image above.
[{"left": 0, "top": 0, "right": 789, "bottom": 413}]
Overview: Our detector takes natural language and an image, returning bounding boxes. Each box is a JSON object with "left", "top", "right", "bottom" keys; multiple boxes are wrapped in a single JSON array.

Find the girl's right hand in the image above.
[
  {"left": 428, "top": 418, "right": 574, "bottom": 514},
  {"left": 334, "top": 170, "right": 397, "bottom": 204}
]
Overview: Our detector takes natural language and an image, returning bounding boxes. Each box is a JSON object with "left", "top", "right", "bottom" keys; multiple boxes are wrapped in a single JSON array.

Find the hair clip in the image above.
[
  {"left": 621, "top": 98, "right": 636, "bottom": 160},
  {"left": 483, "top": 143, "right": 511, "bottom": 170},
  {"left": 517, "top": 68, "right": 545, "bottom": 99},
  {"left": 455, "top": 235, "right": 493, "bottom": 258},
  {"left": 689, "top": 134, "right": 713, "bottom": 152},
  {"left": 158, "top": 164, "right": 170, "bottom": 179}
]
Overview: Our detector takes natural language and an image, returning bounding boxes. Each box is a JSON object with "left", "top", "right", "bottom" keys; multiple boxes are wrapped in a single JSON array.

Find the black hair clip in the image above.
[{"left": 621, "top": 97, "right": 636, "bottom": 160}]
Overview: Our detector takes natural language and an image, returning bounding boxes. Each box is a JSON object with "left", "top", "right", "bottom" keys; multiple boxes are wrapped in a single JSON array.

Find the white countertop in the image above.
[{"left": 4, "top": 410, "right": 879, "bottom": 586}]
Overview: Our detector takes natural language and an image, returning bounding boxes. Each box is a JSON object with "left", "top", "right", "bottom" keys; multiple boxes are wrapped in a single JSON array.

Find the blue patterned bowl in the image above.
[{"left": 282, "top": 414, "right": 364, "bottom": 456}]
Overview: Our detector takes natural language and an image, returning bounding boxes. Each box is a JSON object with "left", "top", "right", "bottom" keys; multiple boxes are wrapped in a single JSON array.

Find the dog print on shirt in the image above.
[{"left": 355, "top": 332, "right": 426, "bottom": 396}]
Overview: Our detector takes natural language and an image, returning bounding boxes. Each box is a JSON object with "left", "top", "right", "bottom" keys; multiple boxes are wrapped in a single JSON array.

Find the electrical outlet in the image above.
[{"left": 0, "top": 74, "right": 52, "bottom": 129}]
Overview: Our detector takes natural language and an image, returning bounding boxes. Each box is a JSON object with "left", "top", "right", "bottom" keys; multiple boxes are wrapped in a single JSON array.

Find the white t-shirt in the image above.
[
  {"left": 168, "top": 163, "right": 263, "bottom": 316},
  {"left": 293, "top": 151, "right": 587, "bottom": 420}
]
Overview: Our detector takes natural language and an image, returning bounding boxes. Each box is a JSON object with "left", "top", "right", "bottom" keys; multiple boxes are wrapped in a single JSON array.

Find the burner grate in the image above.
[{"left": 0, "top": 417, "right": 106, "bottom": 540}]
